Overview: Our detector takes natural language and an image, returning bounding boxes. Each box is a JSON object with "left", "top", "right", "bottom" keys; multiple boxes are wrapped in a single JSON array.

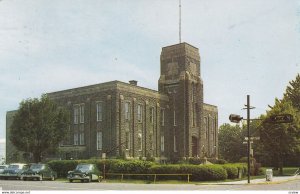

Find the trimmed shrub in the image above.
[
  {"left": 222, "top": 164, "right": 239, "bottom": 179},
  {"left": 47, "top": 160, "right": 79, "bottom": 178}
]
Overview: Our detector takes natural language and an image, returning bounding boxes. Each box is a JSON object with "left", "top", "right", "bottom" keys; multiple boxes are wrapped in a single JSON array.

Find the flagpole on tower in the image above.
[{"left": 179, "top": 0, "right": 182, "bottom": 43}]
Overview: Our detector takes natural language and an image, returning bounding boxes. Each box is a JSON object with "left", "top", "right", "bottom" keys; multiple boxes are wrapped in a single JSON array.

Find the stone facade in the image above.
[{"left": 6, "top": 42, "right": 218, "bottom": 163}]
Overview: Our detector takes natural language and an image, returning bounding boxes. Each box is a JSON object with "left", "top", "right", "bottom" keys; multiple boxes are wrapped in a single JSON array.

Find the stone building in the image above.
[{"left": 6, "top": 42, "right": 218, "bottom": 162}]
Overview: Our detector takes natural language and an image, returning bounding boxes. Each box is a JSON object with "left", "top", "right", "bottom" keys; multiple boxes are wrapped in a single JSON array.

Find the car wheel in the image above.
[
  {"left": 80, "top": 180, "right": 84, "bottom": 183},
  {"left": 23, "top": 177, "right": 27, "bottom": 181},
  {"left": 98, "top": 176, "right": 103, "bottom": 182},
  {"left": 69, "top": 179, "right": 73, "bottom": 183}
]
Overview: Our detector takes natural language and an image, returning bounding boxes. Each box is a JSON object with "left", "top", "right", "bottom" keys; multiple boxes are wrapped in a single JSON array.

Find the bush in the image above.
[
  {"left": 47, "top": 160, "right": 79, "bottom": 178},
  {"left": 222, "top": 164, "right": 239, "bottom": 179},
  {"left": 188, "top": 157, "right": 202, "bottom": 165}
]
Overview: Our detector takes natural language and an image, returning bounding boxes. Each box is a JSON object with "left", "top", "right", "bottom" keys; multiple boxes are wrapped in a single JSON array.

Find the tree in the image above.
[
  {"left": 260, "top": 99, "right": 300, "bottom": 175},
  {"left": 284, "top": 73, "right": 300, "bottom": 111},
  {"left": 10, "top": 94, "right": 69, "bottom": 163},
  {"left": 218, "top": 123, "right": 246, "bottom": 162}
]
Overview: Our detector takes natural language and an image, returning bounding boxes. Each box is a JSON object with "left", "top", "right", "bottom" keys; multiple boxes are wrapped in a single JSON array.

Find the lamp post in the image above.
[{"left": 229, "top": 95, "right": 254, "bottom": 184}]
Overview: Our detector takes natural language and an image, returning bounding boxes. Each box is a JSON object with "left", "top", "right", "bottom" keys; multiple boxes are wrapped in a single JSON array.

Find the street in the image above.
[{"left": 0, "top": 178, "right": 299, "bottom": 191}]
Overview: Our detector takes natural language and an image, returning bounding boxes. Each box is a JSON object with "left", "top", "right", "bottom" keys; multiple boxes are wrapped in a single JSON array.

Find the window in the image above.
[
  {"left": 149, "top": 134, "right": 153, "bottom": 151},
  {"left": 192, "top": 103, "right": 196, "bottom": 127},
  {"left": 74, "top": 106, "right": 79, "bottom": 124},
  {"left": 73, "top": 132, "right": 78, "bottom": 145},
  {"left": 97, "top": 131, "right": 102, "bottom": 150},
  {"left": 150, "top": 107, "right": 154, "bottom": 123},
  {"left": 161, "top": 109, "right": 165, "bottom": 126},
  {"left": 204, "top": 117, "right": 208, "bottom": 140},
  {"left": 125, "top": 102, "right": 130, "bottom": 120},
  {"left": 79, "top": 104, "right": 84, "bottom": 123},
  {"left": 125, "top": 131, "right": 130, "bottom": 150},
  {"left": 96, "top": 102, "right": 103, "bottom": 121},
  {"left": 173, "top": 110, "right": 176, "bottom": 126},
  {"left": 79, "top": 131, "right": 84, "bottom": 145},
  {"left": 137, "top": 104, "right": 142, "bottom": 122},
  {"left": 160, "top": 135, "right": 165, "bottom": 152},
  {"left": 192, "top": 82, "right": 194, "bottom": 102},
  {"left": 138, "top": 133, "right": 142, "bottom": 151}
]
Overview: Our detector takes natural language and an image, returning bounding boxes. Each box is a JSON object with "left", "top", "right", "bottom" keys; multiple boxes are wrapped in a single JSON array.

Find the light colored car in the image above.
[
  {"left": 0, "top": 163, "right": 29, "bottom": 180},
  {"left": 0, "top": 165, "right": 8, "bottom": 174}
]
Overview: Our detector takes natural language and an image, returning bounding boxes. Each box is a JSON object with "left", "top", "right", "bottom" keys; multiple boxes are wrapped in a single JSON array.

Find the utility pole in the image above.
[{"left": 246, "top": 95, "right": 251, "bottom": 184}]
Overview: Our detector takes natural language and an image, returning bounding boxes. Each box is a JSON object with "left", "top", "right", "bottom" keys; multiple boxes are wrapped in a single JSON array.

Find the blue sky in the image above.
[{"left": 0, "top": 0, "right": 299, "bottom": 147}]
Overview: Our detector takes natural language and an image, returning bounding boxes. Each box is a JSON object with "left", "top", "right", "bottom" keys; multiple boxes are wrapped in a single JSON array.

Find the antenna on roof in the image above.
[{"left": 179, "top": 0, "right": 182, "bottom": 43}]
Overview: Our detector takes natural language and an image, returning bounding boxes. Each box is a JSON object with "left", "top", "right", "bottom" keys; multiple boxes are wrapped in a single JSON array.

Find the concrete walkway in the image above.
[{"left": 204, "top": 175, "right": 300, "bottom": 185}]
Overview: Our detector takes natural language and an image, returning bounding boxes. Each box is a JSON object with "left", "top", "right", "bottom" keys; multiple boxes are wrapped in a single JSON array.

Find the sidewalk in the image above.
[{"left": 204, "top": 175, "right": 300, "bottom": 185}]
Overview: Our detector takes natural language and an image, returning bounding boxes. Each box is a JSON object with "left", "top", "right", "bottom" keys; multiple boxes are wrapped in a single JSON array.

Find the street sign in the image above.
[{"left": 269, "top": 114, "right": 293, "bottom": 123}]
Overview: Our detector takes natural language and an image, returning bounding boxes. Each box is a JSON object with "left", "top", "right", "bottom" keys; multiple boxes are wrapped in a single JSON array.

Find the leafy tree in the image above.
[
  {"left": 260, "top": 99, "right": 300, "bottom": 175},
  {"left": 10, "top": 94, "right": 69, "bottom": 163},
  {"left": 284, "top": 73, "right": 300, "bottom": 111},
  {"left": 218, "top": 123, "right": 246, "bottom": 162}
]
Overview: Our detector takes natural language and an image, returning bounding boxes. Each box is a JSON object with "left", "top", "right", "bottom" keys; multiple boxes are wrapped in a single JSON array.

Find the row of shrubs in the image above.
[{"left": 47, "top": 159, "right": 249, "bottom": 181}]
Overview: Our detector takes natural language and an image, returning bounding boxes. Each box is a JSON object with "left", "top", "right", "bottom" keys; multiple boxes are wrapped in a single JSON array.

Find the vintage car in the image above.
[
  {"left": 0, "top": 163, "right": 29, "bottom": 180},
  {"left": 0, "top": 165, "right": 8, "bottom": 174},
  {"left": 21, "top": 163, "right": 57, "bottom": 181},
  {"left": 67, "top": 163, "right": 102, "bottom": 183}
]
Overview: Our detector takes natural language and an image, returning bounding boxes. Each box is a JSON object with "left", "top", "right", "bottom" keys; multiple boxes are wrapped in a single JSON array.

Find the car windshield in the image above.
[
  {"left": 7, "top": 165, "right": 20, "bottom": 170},
  {"left": 30, "top": 164, "right": 44, "bottom": 170},
  {"left": 76, "top": 164, "right": 92, "bottom": 171}
]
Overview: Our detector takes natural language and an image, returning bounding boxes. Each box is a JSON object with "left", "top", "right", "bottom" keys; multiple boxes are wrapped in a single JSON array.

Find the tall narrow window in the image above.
[
  {"left": 73, "top": 132, "right": 78, "bottom": 145},
  {"left": 138, "top": 133, "right": 142, "bottom": 151},
  {"left": 161, "top": 109, "right": 165, "bottom": 126},
  {"left": 79, "top": 104, "right": 84, "bottom": 123},
  {"left": 192, "top": 103, "right": 196, "bottom": 127},
  {"left": 74, "top": 106, "right": 79, "bottom": 124},
  {"left": 149, "top": 134, "right": 153, "bottom": 151},
  {"left": 125, "top": 131, "right": 130, "bottom": 150},
  {"left": 97, "top": 131, "right": 103, "bottom": 150},
  {"left": 160, "top": 135, "right": 165, "bottom": 152},
  {"left": 137, "top": 105, "right": 142, "bottom": 122},
  {"left": 150, "top": 107, "right": 154, "bottom": 124},
  {"left": 191, "top": 82, "right": 194, "bottom": 102},
  {"left": 96, "top": 102, "right": 103, "bottom": 121},
  {"left": 125, "top": 102, "right": 130, "bottom": 120},
  {"left": 173, "top": 110, "right": 176, "bottom": 126}
]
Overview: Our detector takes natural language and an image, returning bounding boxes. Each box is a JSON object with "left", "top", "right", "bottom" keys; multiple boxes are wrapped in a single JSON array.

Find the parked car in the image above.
[
  {"left": 0, "top": 163, "right": 29, "bottom": 180},
  {"left": 0, "top": 165, "right": 8, "bottom": 174},
  {"left": 67, "top": 163, "right": 102, "bottom": 183},
  {"left": 21, "top": 163, "right": 57, "bottom": 181}
]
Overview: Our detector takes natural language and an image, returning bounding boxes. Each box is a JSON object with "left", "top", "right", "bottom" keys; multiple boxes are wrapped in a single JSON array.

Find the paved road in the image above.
[{"left": 0, "top": 177, "right": 299, "bottom": 191}]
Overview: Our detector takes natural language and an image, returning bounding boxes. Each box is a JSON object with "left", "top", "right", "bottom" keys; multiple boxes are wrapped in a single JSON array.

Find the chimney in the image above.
[{"left": 129, "top": 80, "right": 138, "bottom": 86}]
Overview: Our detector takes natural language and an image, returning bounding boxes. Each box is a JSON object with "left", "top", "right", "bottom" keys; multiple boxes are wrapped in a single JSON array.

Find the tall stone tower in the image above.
[{"left": 158, "top": 42, "right": 204, "bottom": 160}]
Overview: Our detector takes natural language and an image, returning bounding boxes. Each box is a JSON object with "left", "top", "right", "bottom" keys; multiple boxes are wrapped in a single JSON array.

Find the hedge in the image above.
[{"left": 47, "top": 159, "right": 250, "bottom": 181}]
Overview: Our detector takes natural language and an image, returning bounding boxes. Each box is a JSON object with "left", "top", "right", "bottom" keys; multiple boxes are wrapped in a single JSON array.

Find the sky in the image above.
[{"left": 0, "top": 0, "right": 299, "bottom": 152}]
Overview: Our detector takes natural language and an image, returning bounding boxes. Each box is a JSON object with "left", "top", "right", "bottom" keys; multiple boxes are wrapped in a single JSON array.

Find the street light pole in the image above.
[{"left": 246, "top": 95, "right": 251, "bottom": 184}]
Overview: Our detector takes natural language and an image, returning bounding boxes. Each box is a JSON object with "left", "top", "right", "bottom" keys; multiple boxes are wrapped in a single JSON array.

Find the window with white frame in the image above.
[
  {"left": 74, "top": 106, "right": 79, "bottom": 124},
  {"left": 138, "top": 133, "right": 142, "bottom": 151},
  {"left": 125, "top": 102, "right": 130, "bottom": 120},
  {"left": 79, "top": 131, "right": 84, "bottom": 145},
  {"left": 73, "top": 132, "right": 79, "bottom": 145},
  {"left": 137, "top": 104, "right": 142, "bottom": 122},
  {"left": 97, "top": 131, "right": 103, "bottom": 150},
  {"left": 96, "top": 102, "right": 103, "bottom": 122},
  {"left": 173, "top": 110, "right": 176, "bottom": 126},
  {"left": 79, "top": 104, "right": 84, "bottom": 123},
  {"left": 160, "top": 135, "right": 164, "bottom": 152},
  {"left": 150, "top": 107, "right": 154, "bottom": 123},
  {"left": 161, "top": 109, "right": 165, "bottom": 126}
]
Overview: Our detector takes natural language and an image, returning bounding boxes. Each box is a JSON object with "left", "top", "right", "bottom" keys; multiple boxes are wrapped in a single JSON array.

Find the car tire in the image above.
[
  {"left": 80, "top": 180, "right": 84, "bottom": 183},
  {"left": 23, "top": 177, "right": 27, "bottom": 181},
  {"left": 69, "top": 179, "right": 73, "bottom": 183}
]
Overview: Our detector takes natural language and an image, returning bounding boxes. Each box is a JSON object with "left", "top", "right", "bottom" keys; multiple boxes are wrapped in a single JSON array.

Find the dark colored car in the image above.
[
  {"left": 0, "top": 163, "right": 29, "bottom": 180},
  {"left": 67, "top": 163, "right": 102, "bottom": 183},
  {"left": 21, "top": 163, "right": 57, "bottom": 181}
]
